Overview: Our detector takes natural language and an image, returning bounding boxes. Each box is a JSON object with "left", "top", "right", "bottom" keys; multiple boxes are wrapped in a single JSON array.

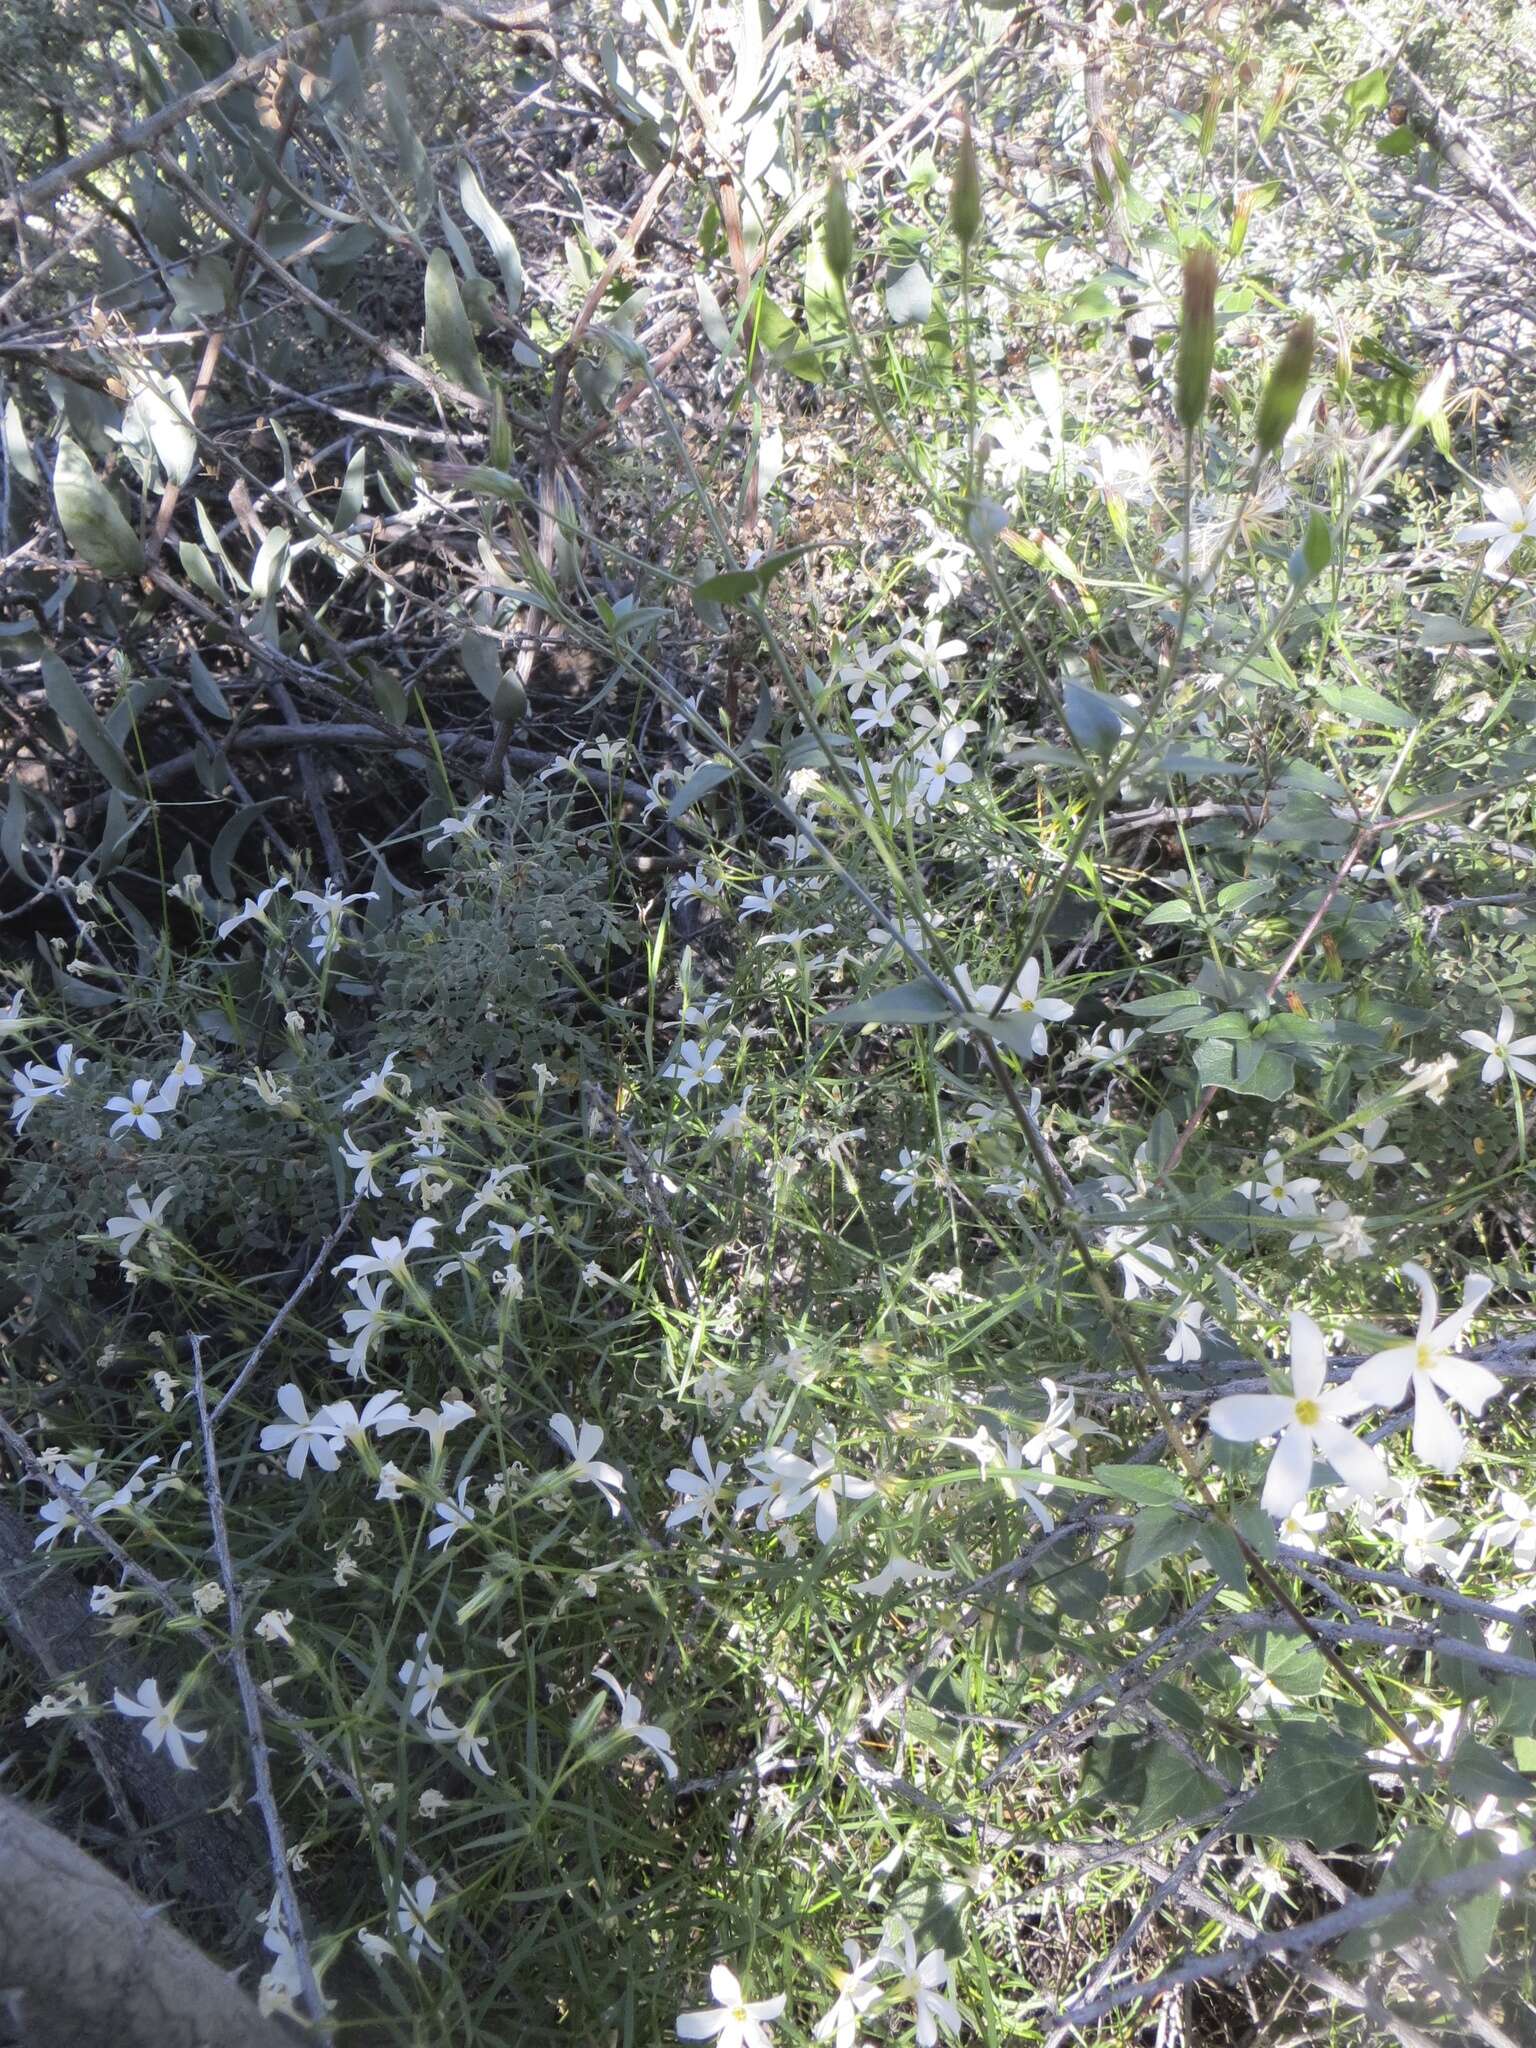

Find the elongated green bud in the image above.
[
  {"left": 1254, "top": 315, "right": 1316, "bottom": 455},
  {"left": 823, "top": 167, "right": 855, "bottom": 284},
  {"left": 1174, "top": 246, "right": 1219, "bottom": 433},
  {"left": 950, "top": 111, "right": 982, "bottom": 251}
]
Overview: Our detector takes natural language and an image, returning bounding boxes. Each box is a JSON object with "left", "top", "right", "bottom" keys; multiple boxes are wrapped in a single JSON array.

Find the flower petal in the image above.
[
  {"left": 1289, "top": 1310, "right": 1328, "bottom": 1399},
  {"left": 1312, "top": 1419, "right": 1390, "bottom": 1501},
  {"left": 1411, "top": 1377, "right": 1464, "bottom": 1475},
  {"left": 1208, "top": 1394, "right": 1292, "bottom": 1442},
  {"left": 1260, "top": 1423, "right": 1315, "bottom": 1518}
]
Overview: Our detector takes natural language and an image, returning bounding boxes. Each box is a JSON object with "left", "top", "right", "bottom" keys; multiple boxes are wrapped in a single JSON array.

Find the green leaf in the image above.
[
  {"left": 1124, "top": 1504, "right": 1198, "bottom": 1577},
  {"left": 424, "top": 248, "right": 490, "bottom": 401},
  {"left": 1232, "top": 1719, "right": 1377, "bottom": 1850},
  {"left": 1134, "top": 1741, "right": 1224, "bottom": 1833},
  {"left": 41, "top": 653, "right": 141, "bottom": 795},
  {"left": 1194, "top": 1521, "right": 1248, "bottom": 1592},
  {"left": 1314, "top": 681, "right": 1415, "bottom": 731},
  {"left": 458, "top": 158, "right": 523, "bottom": 314},
  {"left": 1095, "top": 1464, "right": 1188, "bottom": 1508},
  {"left": 666, "top": 761, "right": 734, "bottom": 820},
  {"left": 822, "top": 983, "right": 954, "bottom": 1028},
  {"left": 693, "top": 569, "right": 762, "bottom": 603},
  {"left": 1062, "top": 680, "right": 1126, "bottom": 755},
  {"left": 1194, "top": 1037, "right": 1295, "bottom": 1100},
  {"left": 1449, "top": 1739, "right": 1533, "bottom": 1804},
  {"left": 695, "top": 275, "right": 735, "bottom": 356},
  {"left": 186, "top": 651, "right": 231, "bottom": 721},
  {"left": 886, "top": 260, "right": 933, "bottom": 326},
  {"left": 52, "top": 434, "right": 144, "bottom": 577},
  {"left": 4, "top": 395, "right": 39, "bottom": 485}
]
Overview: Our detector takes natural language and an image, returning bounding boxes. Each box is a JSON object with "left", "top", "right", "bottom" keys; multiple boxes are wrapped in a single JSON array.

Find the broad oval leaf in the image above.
[{"left": 52, "top": 434, "right": 144, "bottom": 577}]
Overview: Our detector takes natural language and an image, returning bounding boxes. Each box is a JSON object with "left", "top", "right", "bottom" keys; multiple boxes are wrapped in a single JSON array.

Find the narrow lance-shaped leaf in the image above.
[
  {"left": 424, "top": 248, "right": 490, "bottom": 401},
  {"left": 41, "top": 652, "right": 142, "bottom": 795}
]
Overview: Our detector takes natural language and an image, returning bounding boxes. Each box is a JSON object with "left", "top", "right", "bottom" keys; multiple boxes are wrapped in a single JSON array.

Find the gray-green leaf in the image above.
[
  {"left": 424, "top": 248, "right": 490, "bottom": 401},
  {"left": 52, "top": 434, "right": 144, "bottom": 577}
]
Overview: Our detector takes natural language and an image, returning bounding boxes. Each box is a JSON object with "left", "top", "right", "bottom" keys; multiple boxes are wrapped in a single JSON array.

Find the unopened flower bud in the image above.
[
  {"left": 950, "top": 112, "right": 982, "bottom": 251},
  {"left": 1175, "top": 246, "right": 1219, "bottom": 433},
  {"left": 1256, "top": 316, "right": 1316, "bottom": 455},
  {"left": 823, "top": 168, "right": 855, "bottom": 283}
]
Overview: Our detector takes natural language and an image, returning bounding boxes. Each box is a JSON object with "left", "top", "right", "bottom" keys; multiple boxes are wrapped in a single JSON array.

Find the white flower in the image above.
[
  {"left": 1276, "top": 1503, "right": 1328, "bottom": 1553},
  {"left": 814, "top": 1940, "right": 885, "bottom": 2048},
  {"left": 156, "top": 1031, "right": 204, "bottom": 1107},
  {"left": 1318, "top": 1117, "right": 1405, "bottom": 1180},
  {"left": 1165, "top": 1297, "right": 1205, "bottom": 1363},
  {"left": 394, "top": 1875, "right": 444, "bottom": 1963},
  {"left": 105, "top": 1078, "right": 173, "bottom": 1141},
  {"left": 409, "top": 1399, "right": 476, "bottom": 1461},
  {"left": 1455, "top": 484, "right": 1535, "bottom": 571},
  {"left": 666, "top": 1438, "right": 733, "bottom": 1531},
  {"left": 838, "top": 638, "right": 890, "bottom": 700},
  {"left": 969, "top": 955, "right": 1073, "bottom": 1058},
  {"left": 1484, "top": 1489, "right": 1536, "bottom": 1569},
  {"left": 662, "top": 1038, "right": 727, "bottom": 1100},
  {"left": 712, "top": 1093, "right": 753, "bottom": 1142},
  {"left": 591, "top": 1668, "right": 678, "bottom": 1781},
  {"left": 886, "top": 1931, "right": 961, "bottom": 2047},
  {"left": 427, "top": 1476, "right": 476, "bottom": 1551},
  {"left": 333, "top": 1218, "right": 437, "bottom": 1285},
  {"left": 217, "top": 879, "right": 289, "bottom": 939},
  {"left": 340, "top": 1128, "right": 386, "bottom": 1197},
  {"left": 1348, "top": 1265, "right": 1499, "bottom": 1475},
  {"left": 317, "top": 1389, "right": 411, "bottom": 1444},
  {"left": 898, "top": 620, "right": 967, "bottom": 689},
  {"left": 293, "top": 883, "right": 377, "bottom": 958},
  {"left": 771, "top": 1437, "right": 876, "bottom": 1546},
  {"left": 550, "top": 1414, "right": 625, "bottom": 1515},
  {"left": 1287, "top": 1200, "right": 1373, "bottom": 1262},
  {"left": 881, "top": 1148, "right": 923, "bottom": 1211},
  {"left": 850, "top": 1556, "right": 955, "bottom": 1598},
  {"left": 112, "top": 1677, "right": 206, "bottom": 1770},
  {"left": 426, "top": 794, "right": 492, "bottom": 850},
  {"left": 677, "top": 1964, "right": 785, "bottom": 2048},
  {"left": 1208, "top": 1309, "right": 1389, "bottom": 1518},
  {"left": 738, "top": 876, "right": 788, "bottom": 920},
  {"left": 398, "top": 1634, "right": 446, "bottom": 1718},
  {"left": 853, "top": 682, "right": 912, "bottom": 735},
  {"left": 104, "top": 1184, "right": 175, "bottom": 1263},
  {"left": 1237, "top": 1149, "right": 1319, "bottom": 1217},
  {"left": 255, "top": 1609, "right": 295, "bottom": 1645},
  {"left": 1461, "top": 1006, "right": 1536, "bottom": 1087},
  {"left": 342, "top": 1050, "right": 411, "bottom": 1113},
  {"left": 1379, "top": 1493, "right": 1470, "bottom": 1577},
  {"left": 910, "top": 721, "right": 974, "bottom": 808},
  {"left": 260, "top": 1385, "right": 345, "bottom": 1479}
]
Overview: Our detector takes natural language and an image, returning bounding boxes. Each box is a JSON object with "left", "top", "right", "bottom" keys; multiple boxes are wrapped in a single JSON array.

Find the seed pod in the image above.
[
  {"left": 1175, "top": 246, "right": 1219, "bottom": 434},
  {"left": 823, "top": 167, "right": 855, "bottom": 283},
  {"left": 1255, "top": 316, "right": 1316, "bottom": 455},
  {"left": 950, "top": 111, "right": 982, "bottom": 251}
]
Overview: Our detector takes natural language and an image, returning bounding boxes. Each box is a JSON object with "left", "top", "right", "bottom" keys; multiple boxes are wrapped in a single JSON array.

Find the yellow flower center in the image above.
[
  {"left": 1293, "top": 1397, "right": 1321, "bottom": 1426},
  {"left": 1415, "top": 1343, "right": 1434, "bottom": 1373}
]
